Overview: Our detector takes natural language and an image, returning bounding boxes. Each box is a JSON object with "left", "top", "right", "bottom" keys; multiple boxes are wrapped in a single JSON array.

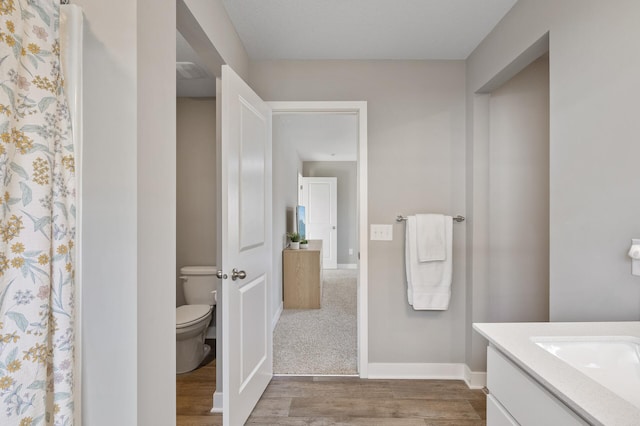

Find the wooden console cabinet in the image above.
[{"left": 283, "top": 240, "right": 323, "bottom": 309}]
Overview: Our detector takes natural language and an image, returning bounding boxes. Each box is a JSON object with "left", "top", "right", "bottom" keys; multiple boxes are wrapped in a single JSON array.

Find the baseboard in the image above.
[
  {"left": 368, "top": 363, "right": 465, "bottom": 380},
  {"left": 367, "top": 363, "right": 487, "bottom": 388},
  {"left": 211, "top": 391, "right": 222, "bottom": 413},
  {"left": 337, "top": 263, "right": 357, "bottom": 269},
  {"left": 464, "top": 364, "right": 487, "bottom": 389},
  {"left": 272, "top": 301, "right": 283, "bottom": 332}
]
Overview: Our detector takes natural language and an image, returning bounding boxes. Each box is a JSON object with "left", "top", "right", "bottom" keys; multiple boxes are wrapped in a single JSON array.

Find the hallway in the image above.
[{"left": 274, "top": 269, "right": 358, "bottom": 375}]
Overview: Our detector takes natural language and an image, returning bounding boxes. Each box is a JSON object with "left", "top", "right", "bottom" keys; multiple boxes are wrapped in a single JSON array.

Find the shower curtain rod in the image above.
[{"left": 396, "top": 214, "right": 465, "bottom": 223}]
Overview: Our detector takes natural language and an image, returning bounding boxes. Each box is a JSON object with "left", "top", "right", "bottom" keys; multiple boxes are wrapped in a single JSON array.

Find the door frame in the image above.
[{"left": 269, "top": 101, "right": 369, "bottom": 377}]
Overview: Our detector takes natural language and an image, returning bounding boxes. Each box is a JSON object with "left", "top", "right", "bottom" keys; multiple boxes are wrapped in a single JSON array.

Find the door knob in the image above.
[
  {"left": 231, "top": 268, "right": 247, "bottom": 281},
  {"left": 216, "top": 270, "right": 227, "bottom": 279}
]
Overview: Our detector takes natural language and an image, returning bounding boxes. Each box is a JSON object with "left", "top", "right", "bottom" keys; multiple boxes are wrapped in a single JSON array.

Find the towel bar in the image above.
[{"left": 396, "top": 214, "right": 465, "bottom": 223}]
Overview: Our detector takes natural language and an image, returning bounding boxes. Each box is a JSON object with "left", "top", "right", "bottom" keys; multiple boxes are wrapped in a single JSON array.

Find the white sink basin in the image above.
[{"left": 532, "top": 336, "right": 640, "bottom": 409}]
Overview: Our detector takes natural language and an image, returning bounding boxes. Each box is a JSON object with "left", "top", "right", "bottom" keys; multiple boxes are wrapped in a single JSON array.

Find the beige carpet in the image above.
[{"left": 274, "top": 269, "right": 357, "bottom": 375}]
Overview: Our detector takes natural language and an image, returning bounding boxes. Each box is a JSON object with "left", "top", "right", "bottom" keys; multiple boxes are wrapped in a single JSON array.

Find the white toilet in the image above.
[{"left": 176, "top": 265, "right": 217, "bottom": 374}]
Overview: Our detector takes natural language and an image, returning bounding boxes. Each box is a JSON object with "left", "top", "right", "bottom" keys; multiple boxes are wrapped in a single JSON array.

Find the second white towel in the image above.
[
  {"left": 405, "top": 215, "right": 453, "bottom": 310},
  {"left": 416, "top": 214, "right": 446, "bottom": 262}
]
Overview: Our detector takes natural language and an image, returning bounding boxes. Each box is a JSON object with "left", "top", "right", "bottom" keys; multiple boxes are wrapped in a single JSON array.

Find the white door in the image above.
[
  {"left": 220, "top": 65, "right": 272, "bottom": 426},
  {"left": 302, "top": 177, "right": 337, "bottom": 269}
]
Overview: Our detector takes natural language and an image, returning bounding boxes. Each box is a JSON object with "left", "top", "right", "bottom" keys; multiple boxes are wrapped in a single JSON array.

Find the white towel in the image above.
[
  {"left": 416, "top": 214, "right": 446, "bottom": 262},
  {"left": 405, "top": 215, "right": 453, "bottom": 310}
]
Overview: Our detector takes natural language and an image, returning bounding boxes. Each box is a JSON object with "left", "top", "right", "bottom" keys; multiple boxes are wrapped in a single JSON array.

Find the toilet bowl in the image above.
[
  {"left": 176, "top": 266, "right": 217, "bottom": 374},
  {"left": 176, "top": 304, "right": 213, "bottom": 374}
]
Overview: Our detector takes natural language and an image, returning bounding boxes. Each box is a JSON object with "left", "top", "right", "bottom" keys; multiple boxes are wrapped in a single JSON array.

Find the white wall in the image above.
[
  {"left": 77, "top": 0, "right": 138, "bottom": 423},
  {"left": 176, "top": 98, "right": 217, "bottom": 306},
  {"left": 303, "top": 161, "right": 358, "bottom": 265},
  {"left": 488, "top": 54, "right": 549, "bottom": 322},
  {"left": 466, "top": 0, "right": 640, "bottom": 371},
  {"left": 251, "top": 60, "right": 467, "bottom": 364},
  {"left": 77, "top": 0, "right": 176, "bottom": 424},
  {"left": 272, "top": 116, "right": 303, "bottom": 317}
]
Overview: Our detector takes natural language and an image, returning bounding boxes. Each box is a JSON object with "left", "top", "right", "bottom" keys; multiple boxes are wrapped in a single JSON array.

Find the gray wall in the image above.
[
  {"left": 176, "top": 98, "right": 217, "bottom": 306},
  {"left": 137, "top": 2, "right": 176, "bottom": 422},
  {"left": 466, "top": 0, "right": 640, "bottom": 371},
  {"left": 303, "top": 161, "right": 358, "bottom": 266},
  {"left": 251, "top": 60, "right": 467, "bottom": 364},
  {"left": 272, "top": 115, "right": 303, "bottom": 316},
  {"left": 488, "top": 55, "right": 549, "bottom": 322}
]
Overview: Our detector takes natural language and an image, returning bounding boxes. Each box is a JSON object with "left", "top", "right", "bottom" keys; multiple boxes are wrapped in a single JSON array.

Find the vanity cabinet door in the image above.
[
  {"left": 487, "top": 394, "right": 518, "bottom": 426},
  {"left": 487, "top": 346, "right": 588, "bottom": 426}
]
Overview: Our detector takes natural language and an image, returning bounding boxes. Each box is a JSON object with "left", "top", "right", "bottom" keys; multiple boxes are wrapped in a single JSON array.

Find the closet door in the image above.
[{"left": 302, "top": 177, "right": 337, "bottom": 269}]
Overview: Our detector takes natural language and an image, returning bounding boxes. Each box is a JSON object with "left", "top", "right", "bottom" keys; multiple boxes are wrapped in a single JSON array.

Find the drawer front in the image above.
[
  {"left": 487, "top": 346, "right": 588, "bottom": 426},
  {"left": 487, "top": 394, "right": 518, "bottom": 426}
]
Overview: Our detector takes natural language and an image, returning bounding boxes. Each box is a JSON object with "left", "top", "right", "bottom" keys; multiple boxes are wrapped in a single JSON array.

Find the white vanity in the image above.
[{"left": 474, "top": 322, "right": 640, "bottom": 426}]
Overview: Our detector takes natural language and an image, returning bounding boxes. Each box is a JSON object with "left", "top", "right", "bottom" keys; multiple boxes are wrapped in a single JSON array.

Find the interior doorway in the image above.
[{"left": 270, "top": 102, "right": 368, "bottom": 376}]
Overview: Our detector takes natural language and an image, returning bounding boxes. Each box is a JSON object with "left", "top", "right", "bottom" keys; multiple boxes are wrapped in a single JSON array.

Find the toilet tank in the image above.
[{"left": 180, "top": 266, "right": 217, "bottom": 305}]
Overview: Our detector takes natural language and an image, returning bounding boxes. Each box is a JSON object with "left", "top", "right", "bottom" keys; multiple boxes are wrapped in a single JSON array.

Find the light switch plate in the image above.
[{"left": 370, "top": 224, "right": 393, "bottom": 241}]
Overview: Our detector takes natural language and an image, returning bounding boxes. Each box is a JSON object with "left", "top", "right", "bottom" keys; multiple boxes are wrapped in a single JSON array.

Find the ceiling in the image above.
[
  {"left": 176, "top": 0, "right": 518, "bottom": 96},
  {"left": 273, "top": 113, "right": 358, "bottom": 162},
  {"left": 221, "top": 0, "right": 518, "bottom": 60}
]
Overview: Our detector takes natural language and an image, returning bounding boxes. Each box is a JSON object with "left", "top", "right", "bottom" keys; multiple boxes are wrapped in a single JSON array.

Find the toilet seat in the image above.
[{"left": 176, "top": 305, "right": 212, "bottom": 329}]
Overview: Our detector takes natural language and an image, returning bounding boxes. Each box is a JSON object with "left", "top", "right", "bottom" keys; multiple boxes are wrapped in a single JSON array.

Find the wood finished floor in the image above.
[
  {"left": 177, "top": 340, "right": 221, "bottom": 425},
  {"left": 178, "top": 363, "right": 486, "bottom": 426}
]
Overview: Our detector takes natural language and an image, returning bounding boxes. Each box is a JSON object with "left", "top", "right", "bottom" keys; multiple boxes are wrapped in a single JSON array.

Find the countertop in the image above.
[{"left": 474, "top": 321, "right": 640, "bottom": 426}]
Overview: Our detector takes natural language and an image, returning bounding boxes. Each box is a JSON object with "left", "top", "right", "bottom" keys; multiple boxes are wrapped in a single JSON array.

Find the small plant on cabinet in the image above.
[{"left": 287, "top": 232, "right": 301, "bottom": 249}]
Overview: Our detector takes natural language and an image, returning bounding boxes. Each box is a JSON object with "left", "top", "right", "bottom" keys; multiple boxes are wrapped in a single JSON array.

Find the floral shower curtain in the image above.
[{"left": 0, "top": 0, "right": 75, "bottom": 424}]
